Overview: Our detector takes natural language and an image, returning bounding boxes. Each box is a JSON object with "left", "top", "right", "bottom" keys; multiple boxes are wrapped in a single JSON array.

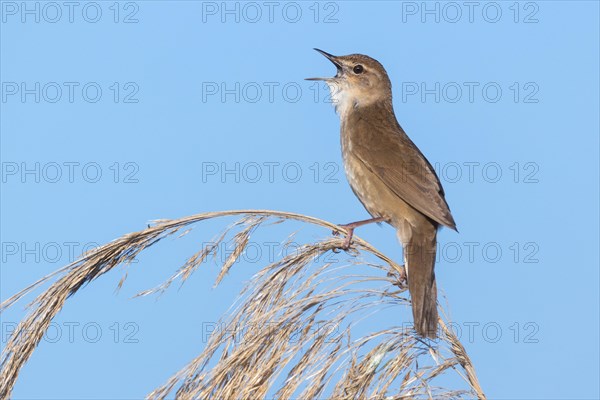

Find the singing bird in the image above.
[{"left": 307, "top": 49, "right": 457, "bottom": 338}]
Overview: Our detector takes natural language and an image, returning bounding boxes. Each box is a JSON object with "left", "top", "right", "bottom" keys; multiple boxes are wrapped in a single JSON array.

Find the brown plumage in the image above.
[{"left": 308, "top": 49, "right": 456, "bottom": 338}]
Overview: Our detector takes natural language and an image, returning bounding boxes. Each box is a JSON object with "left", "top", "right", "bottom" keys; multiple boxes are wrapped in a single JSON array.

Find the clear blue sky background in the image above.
[{"left": 1, "top": 1, "right": 599, "bottom": 398}]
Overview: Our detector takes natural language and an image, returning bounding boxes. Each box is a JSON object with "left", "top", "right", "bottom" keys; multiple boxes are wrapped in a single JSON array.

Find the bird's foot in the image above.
[
  {"left": 332, "top": 224, "right": 355, "bottom": 251},
  {"left": 339, "top": 225, "right": 355, "bottom": 250},
  {"left": 398, "top": 265, "right": 407, "bottom": 284},
  {"left": 332, "top": 217, "right": 388, "bottom": 252},
  {"left": 387, "top": 265, "right": 407, "bottom": 288}
]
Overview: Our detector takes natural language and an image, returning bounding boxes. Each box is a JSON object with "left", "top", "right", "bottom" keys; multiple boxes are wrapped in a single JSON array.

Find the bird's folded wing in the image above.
[{"left": 354, "top": 127, "right": 457, "bottom": 230}]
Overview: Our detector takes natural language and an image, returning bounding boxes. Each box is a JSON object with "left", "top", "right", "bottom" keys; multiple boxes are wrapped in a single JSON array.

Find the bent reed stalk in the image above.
[{"left": 0, "top": 209, "right": 485, "bottom": 399}]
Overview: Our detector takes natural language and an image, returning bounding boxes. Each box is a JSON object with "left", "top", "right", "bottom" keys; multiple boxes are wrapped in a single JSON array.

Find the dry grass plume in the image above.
[{"left": 0, "top": 209, "right": 485, "bottom": 399}]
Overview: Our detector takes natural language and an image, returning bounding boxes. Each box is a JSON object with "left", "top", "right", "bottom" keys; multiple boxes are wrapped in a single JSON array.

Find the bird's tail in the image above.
[{"left": 403, "top": 227, "right": 438, "bottom": 339}]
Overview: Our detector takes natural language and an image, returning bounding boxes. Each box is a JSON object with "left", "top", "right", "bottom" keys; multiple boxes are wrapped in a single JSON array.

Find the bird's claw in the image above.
[
  {"left": 332, "top": 223, "right": 350, "bottom": 236},
  {"left": 341, "top": 235, "right": 353, "bottom": 250},
  {"left": 331, "top": 224, "right": 354, "bottom": 252},
  {"left": 331, "top": 225, "right": 354, "bottom": 253},
  {"left": 387, "top": 266, "right": 408, "bottom": 287}
]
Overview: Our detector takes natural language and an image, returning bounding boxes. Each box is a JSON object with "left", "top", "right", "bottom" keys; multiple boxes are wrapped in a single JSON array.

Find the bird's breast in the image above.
[
  {"left": 339, "top": 120, "right": 421, "bottom": 232},
  {"left": 340, "top": 127, "right": 383, "bottom": 219}
]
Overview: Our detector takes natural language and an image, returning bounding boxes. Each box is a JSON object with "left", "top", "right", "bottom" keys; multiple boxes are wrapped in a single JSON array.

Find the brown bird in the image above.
[{"left": 307, "top": 49, "right": 457, "bottom": 338}]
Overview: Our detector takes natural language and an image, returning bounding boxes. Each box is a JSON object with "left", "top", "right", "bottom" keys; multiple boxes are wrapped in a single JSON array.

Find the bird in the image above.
[{"left": 307, "top": 49, "right": 457, "bottom": 338}]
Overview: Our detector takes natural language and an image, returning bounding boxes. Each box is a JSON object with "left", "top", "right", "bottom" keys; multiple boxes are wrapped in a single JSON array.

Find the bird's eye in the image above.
[{"left": 353, "top": 65, "right": 364, "bottom": 74}]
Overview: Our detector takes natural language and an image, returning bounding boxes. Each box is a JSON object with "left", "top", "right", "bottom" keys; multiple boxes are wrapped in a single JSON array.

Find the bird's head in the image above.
[{"left": 307, "top": 49, "right": 392, "bottom": 116}]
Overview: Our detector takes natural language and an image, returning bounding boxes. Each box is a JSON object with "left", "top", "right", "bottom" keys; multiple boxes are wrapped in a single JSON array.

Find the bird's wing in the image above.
[{"left": 352, "top": 116, "right": 457, "bottom": 230}]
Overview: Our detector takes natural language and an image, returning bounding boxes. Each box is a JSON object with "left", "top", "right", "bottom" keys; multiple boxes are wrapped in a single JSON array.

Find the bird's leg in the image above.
[{"left": 333, "top": 217, "right": 388, "bottom": 250}]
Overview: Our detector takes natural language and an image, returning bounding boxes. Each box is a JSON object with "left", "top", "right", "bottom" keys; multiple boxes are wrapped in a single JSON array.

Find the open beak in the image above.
[{"left": 305, "top": 48, "right": 342, "bottom": 81}]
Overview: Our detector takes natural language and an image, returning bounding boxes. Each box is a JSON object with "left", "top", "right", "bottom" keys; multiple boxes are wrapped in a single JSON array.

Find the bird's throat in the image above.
[{"left": 326, "top": 81, "right": 356, "bottom": 119}]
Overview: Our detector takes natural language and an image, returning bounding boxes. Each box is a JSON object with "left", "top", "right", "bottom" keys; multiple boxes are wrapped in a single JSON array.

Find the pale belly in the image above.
[{"left": 341, "top": 135, "right": 425, "bottom": 245}]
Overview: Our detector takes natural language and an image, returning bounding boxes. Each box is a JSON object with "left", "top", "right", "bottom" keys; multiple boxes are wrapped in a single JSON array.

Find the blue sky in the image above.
[{"left": 1, "top": 1, "right": 599, "bottom": 398}]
